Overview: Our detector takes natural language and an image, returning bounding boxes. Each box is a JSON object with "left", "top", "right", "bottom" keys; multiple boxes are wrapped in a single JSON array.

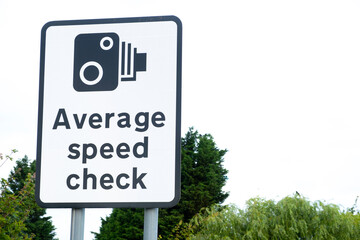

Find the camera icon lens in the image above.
[
  {"left": 79, "top": 61, "right": 104, "bottom": 85},
  {"left": 100, "top": 37, "right": 113, "bottom": 50}
]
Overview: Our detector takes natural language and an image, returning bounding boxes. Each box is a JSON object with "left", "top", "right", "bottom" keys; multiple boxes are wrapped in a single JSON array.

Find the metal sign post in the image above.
[
  {"left": 70, "top": 208, "right": 85, "bottom": 240},
  {"left": 143, "top": 208, "right": 159, "bottom": 240}
]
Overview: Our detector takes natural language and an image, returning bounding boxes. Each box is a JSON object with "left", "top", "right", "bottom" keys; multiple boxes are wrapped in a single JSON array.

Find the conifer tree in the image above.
[{"left": 94, "top": 128, "right": 229, "bottom": 239}]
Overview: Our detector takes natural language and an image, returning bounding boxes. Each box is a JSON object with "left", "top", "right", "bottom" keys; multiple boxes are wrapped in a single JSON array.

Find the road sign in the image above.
[{"left": 36, "top": 16, "right": 182, "bottom": 208}]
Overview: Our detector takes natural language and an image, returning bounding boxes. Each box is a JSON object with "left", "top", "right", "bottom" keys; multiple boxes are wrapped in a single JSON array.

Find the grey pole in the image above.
[
  {"left": 143, "top": 208, "right": 159, "bottom": 240},
  {"left": 70, "top": 208, "right": 85, "bottom": 240}
]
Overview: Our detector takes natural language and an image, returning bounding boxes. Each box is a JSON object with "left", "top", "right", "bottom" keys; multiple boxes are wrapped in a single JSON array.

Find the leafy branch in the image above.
[
  {"left": 0, "top": 149, "right": 18, "bottom": 168},
  {"left": 0, "top": 150, "right": 34, "bottom": 240}
]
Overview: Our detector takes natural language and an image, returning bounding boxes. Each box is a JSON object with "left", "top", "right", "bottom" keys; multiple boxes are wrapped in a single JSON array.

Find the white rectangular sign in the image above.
[{"left": 36, "top": 16, "right": 182, "bottom": 208}]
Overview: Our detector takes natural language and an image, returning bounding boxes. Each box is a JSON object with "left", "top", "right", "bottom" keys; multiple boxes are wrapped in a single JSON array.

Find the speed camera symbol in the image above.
[{"left": 73, "top": 32, "right": 147, "bottom": 92}]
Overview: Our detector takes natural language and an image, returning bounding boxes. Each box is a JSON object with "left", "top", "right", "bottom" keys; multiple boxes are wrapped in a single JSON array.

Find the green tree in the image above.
[
  {"left": 7, "top": 156, "right": 57, "bottom": 240},
  {"left": 162, "top": 128, "right": 229, "bottom": 238},
  {"left": 95, "top": 209, "right": 143, "bottom": 240},
  {"left": 0, "top": 150, "right": 34, "bottom": 239},
  {"left": 94, "top": 128, "right": 229, "bottom": 239},
  {"left": 177, "top": 128, "right": 229, "bottom": 220},
  {"left": 182, "top": 194, "right": 360, "bottom": 240}
]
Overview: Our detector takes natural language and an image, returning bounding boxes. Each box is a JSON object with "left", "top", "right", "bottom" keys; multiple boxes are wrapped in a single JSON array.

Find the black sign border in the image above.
[{"left": 36, "top": 15, "right": 182, "bottom": 208}]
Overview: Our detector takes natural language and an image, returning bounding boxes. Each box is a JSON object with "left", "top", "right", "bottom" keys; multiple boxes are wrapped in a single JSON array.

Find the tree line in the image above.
[{"left": 1, "top": 128, "right": 359, "bottom": 239}]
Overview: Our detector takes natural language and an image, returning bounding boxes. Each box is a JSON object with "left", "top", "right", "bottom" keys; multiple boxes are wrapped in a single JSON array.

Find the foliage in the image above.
[
  {"left": 178, "top": 128, "right": 229, "bottom": 219},
  {"left": 93, "top": 209, "right": 144, "bottom": 240},
  {"left": 8, "top": 156, "right": 57, "bottom": 240},
  {"left": 94, "top": 128, "right": 229, "bottom": 239},
  {"left": 161, "top": 128, "right": 229, "bottom": 239},
  {"left": 180, "top": 194, "right": 360, "bottom": 240},
  {"left": 0, "top": 150, "right": 34, "bottom": 239},
  {"left": 347, "top": 196, "right": 359, "bottom": 214},
  {"left": 0, "top": 152, "right": 57, "bottom": 240}
]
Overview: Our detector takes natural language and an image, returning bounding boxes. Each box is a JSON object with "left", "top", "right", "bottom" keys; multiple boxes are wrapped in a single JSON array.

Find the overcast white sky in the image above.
[{"left": 1, "top": 0, "right": 360, "bottom": 239}]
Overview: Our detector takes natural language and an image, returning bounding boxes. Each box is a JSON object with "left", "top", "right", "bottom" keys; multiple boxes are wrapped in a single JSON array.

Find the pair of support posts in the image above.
[{"left": 70, "top": 208, "right": 158, "bottom": 240}]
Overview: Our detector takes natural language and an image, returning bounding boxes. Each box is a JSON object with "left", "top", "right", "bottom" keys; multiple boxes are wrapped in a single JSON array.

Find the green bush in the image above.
[{"left": 178, "top": 195, "right": 360, "bottom": 240}]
